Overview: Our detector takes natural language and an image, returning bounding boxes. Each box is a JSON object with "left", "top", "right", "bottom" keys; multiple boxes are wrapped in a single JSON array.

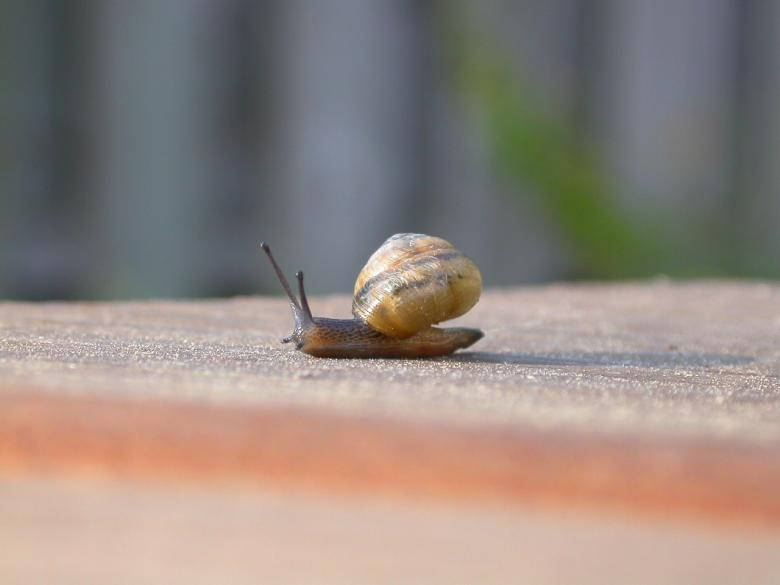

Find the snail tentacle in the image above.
[
  {"left": 260, "top": 242, "right": 311, "bottom": 330},
  {"left": 296, "top": 270, "right": 314, "bottom": 321}
]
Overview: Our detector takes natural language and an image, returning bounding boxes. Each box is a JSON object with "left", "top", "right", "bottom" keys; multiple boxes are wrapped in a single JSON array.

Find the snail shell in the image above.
[{"left": 352, "top": 233, "right": 482, "bottom": 338}]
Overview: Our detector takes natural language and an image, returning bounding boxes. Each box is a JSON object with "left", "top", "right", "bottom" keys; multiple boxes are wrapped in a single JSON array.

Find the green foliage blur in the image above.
[{"left": 438, "top": 4, "right": 771, "bottom": 280}]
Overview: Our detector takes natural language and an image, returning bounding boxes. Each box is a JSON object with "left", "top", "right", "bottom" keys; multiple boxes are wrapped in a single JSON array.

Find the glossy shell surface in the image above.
[{"left": 352, "top": 233, "right": 482, "bottom": 338}]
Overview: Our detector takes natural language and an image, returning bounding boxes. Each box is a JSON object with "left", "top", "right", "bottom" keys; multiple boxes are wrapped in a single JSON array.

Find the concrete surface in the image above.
[
  {"left": 1, "top": 281, "right": 780, "bottom": 584},
  {"left": 1, "top": 281, "right": 778, "bottom": 440}
]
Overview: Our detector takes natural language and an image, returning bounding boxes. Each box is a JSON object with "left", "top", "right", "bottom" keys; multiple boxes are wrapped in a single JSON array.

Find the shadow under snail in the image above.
[{"left": 260, "top": 233, "right": 484, "bottom": 358}]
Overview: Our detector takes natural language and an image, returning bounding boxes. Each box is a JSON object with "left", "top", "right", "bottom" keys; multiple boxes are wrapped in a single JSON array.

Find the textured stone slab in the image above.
[
  {"left": 1, "top": 281, "right": 778, "bottom": 440},
  {"left": 1, "top": 281, "right": 779, "bottom": 519},
  {"left": 2, "top": 281, "right": 780, "bottom": 583}
]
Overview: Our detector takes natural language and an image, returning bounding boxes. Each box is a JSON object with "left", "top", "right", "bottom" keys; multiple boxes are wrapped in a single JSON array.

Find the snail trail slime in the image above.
[{"left": 260, "top": 233, "right": 484, "bottom": 358}]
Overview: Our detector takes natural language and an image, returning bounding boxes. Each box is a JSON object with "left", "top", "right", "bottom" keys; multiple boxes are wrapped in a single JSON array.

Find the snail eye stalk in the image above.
[
  {"left": 296, "top": 271, "right": 313, "bottom": 321},
  {"left": 260, "top": 242, "right": 312, "bottom": 328}
]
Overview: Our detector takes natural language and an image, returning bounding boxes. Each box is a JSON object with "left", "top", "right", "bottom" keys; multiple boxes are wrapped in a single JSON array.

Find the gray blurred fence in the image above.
[{"left": 1, "top": 0, "right": 778, "bottom": 300}]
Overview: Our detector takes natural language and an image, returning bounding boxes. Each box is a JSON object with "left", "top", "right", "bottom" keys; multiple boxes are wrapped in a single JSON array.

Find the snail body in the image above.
[{"left": 260, "top": 233, "right": 483, "bottom": 358}]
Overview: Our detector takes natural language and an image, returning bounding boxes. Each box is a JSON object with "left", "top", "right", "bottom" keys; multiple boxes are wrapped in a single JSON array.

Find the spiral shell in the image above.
[{"left": 352, "top": 233, "right": 482, "bottom": 338}]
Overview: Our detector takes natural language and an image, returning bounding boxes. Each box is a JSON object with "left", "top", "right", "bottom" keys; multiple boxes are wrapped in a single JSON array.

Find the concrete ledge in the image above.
[{"left": 1, "top": 282, "right": 779, "bottom": 583}]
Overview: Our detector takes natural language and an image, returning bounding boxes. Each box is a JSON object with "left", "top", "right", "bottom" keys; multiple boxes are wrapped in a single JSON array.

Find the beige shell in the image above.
[{"left": 352, "top": 233, "right": 482, "bottom": 338}]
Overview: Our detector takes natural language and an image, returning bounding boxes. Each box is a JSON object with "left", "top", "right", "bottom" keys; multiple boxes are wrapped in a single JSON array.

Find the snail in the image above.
[{"left": 260, "top": 233, "right": 484, "bottom": 358}]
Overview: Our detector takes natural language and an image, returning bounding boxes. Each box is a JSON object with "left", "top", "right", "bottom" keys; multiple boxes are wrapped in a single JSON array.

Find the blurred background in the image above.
[{"left": 1, "top": 0, "right": 778, "bottom": 300}]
